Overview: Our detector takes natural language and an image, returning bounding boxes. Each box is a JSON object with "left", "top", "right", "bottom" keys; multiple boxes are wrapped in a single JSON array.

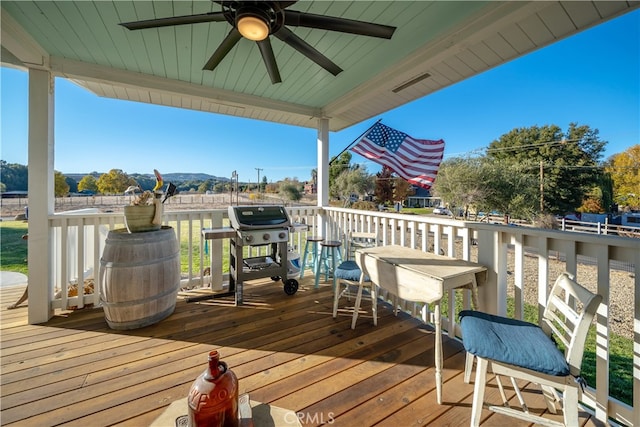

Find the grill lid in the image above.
[{"left": 228, "top": 205, "right": 291, "bottom": 230}]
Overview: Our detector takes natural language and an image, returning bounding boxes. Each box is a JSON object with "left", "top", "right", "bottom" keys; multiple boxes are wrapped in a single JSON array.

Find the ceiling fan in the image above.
[{"left": 120, "top": 1, "right": 396, "bottom": 84}]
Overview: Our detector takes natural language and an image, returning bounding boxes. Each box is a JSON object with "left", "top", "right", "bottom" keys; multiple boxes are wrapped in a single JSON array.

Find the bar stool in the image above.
[
  {"left": 299, "top": 235, "right": 324, "bottom": 279},
  {"left": 314, "top": 240, "right": 342, "bottom": 289}
]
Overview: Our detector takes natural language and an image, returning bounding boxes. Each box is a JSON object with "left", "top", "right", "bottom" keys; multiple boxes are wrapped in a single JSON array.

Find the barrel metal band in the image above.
[
  {"left": 99, "top": 284, "right": 179, "bottom": 307},
  {"left": 100, "top": 250, "right": 179, "bottom": 268}
]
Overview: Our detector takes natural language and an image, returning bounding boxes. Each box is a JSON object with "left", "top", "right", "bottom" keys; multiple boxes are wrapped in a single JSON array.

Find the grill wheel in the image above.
[{"left": 283, "top": 279, "right": 299, "bottom": 295}]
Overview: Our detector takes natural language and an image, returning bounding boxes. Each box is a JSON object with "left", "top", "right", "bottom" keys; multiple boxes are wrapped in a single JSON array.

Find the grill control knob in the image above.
[
  {"left": 244, "top": 234, "right": 254, "bottom": 244},
  {"left": 279, "top": 232, "right": 286, "bottom": 240},
  {"left": 263, "top": 233, "right": 271, "bottom": 241}
]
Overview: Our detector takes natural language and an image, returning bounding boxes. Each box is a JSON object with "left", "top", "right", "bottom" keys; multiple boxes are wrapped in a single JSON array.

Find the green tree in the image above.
[
  {"left": 432, "top": 157, "right": 485, "bottom": 218},
  {"left": 280, "top": 181, "right": 302, "bottom": 201},
  {"left": 374, "top": 166, "right": 394, "bottom": 205},
  {"left": 579, "top": 187, "right": 604, "bottom": 213},
  {"left": 0, "top": 161, "right": 28, "bottom": 191},
  {"left": 487, "top": 123, "right": 607, "bottom": 214},
  {"left": 214, "top": 181, "right": 227, "bottom": 193},
  {"left": 197, "top": 180, "right": 213, "bottom": 193},
  {"left": 54, "top": 171, "right": 70, "bottom": 197},
  {"left": 329, "top": 152, "right": 352, "bottom": 198},
  {"left": 393, "top": 177, "right": 414, "bottom": 206},
  {"left": 128, "top": 173, "right": 156, "bottom": 191},
  {"left": 97, "top": 169, "right": 136, "bottom": 194},
  {"left": 78, "top": 175, "right": 98, "bottom": 193},
  {"left": 333, "top": 166, "right": 372, "bottom": 207},
  {"left": 606, "top": 145, "right": 640, "bottom": 209},
  {"left": 480, "top": 159, "right": 538, "bottom": 221}
]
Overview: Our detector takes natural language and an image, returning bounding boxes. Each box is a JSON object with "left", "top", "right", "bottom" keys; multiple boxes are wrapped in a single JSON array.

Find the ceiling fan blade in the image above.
[
  {"left": 257, "top": 39, "right": 282, "bottom": 84},
  {"left": 284, "top": 10, "right": 396, "bottom": 39},
  {"left": 274, "top": 26, "right": 342, "bottom": 76},
  {"left": 120, "top": 12, "right": 226, "bottom": 30},
  {"left": 203, "top": 28, "right": 242, "bottom": 71}
]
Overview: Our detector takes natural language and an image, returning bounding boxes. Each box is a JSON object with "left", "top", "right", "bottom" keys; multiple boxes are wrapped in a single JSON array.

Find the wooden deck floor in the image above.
[{"left": 1, "top": 276, "right": 599, "bottom": 426}]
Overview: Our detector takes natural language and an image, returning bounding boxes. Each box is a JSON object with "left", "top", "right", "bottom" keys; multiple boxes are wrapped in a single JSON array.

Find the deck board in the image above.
[{"left": 0, "top": 277, "right": 597, "bottom": 426}]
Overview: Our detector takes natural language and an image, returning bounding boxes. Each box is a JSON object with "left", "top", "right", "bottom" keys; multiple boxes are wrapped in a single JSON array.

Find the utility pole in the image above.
[
  {"left": 231, "top": 171, "right": 237, "bottom": 205},
  {"left": 255, "top": 167, "right": 263, "bottom": 193},
  {"left": 539, "top": 160, "right": 544, "bottom": 213}
]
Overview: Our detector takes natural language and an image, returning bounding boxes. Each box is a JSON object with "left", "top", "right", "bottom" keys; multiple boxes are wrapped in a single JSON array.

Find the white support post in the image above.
[
  {"left": 27, "top": 68, "right": 55, "bottom": 324},
  {"left": 316, "top": 118, "right": 329, "bottom": 238},
  {"left": 476, "top": 229, "right": 502, "bottom": 315}
]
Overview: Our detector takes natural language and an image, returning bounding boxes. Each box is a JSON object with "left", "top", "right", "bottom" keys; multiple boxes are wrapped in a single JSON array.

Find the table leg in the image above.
[
  {"left": 351, "top": 275, "right": 365, "bottom": 329},
  {"left": 434, "top": 301, "right": 443, "bottom": 404},
  {"left": 471, "top": 275, "right": 479, "bottom": 310}
]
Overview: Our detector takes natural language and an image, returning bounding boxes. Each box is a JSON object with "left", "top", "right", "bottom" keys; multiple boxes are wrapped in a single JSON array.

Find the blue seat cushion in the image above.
[
  {"left": 334, "top": 260, "right": 369, "bottom": 282},
  {"left": 459, "top": 310, "right": 569, "bottom": 376}
]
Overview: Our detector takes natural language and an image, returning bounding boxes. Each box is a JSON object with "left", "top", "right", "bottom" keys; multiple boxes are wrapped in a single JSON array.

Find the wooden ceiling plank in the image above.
[
  {"left": 443, "top": 56, "right": 475, "bottom": 80},
  {"left": 45, "top": 2, "right": 106, "bottom": 64},
  {"left": 455, "top": 50, "right": 490, "bottom": 73},
  {"left": 10, "top": 2, "right": 74, "bottom": 60},
  {"left": 468, "top": 41, "right": 503, "bottom": 69},
  {"left": 561, "top": 1, "right": 602, "bottom": 29},
  {"left": 70, "top": 2, "right": 118, "bottom": 67},
  {"left": 483, "top": 33, "right": 518, "bottom": 61},
  {"left": 536, "top": 3, "right": 577, "bottom": 39},
  {"left": 94, "top": 2, "right": 138, "bottom": 71},
  {"left": 498, "top": 24, "right": 536, "bottom": 54},
  {"left": 593, "top": 1, "right": 634, "bottom": 18},
  {"left": 517, "top": 13, "right": 555, "bottom": 47}
]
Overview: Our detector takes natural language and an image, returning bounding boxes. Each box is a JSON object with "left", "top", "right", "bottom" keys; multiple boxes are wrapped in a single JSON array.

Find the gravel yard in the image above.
[{"left": 505, "top": 249, "right": 635, "bottom": 340}]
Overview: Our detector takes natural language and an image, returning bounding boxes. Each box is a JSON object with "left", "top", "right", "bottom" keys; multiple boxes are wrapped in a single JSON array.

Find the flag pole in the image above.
[{"left": 329, "top": 118, "right": 381, "bottom": 165}]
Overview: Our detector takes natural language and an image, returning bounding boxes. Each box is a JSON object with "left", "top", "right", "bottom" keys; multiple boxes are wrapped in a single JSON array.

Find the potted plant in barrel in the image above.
[{"left": 124, "top": 169, "right": 177, "bottom": 233}]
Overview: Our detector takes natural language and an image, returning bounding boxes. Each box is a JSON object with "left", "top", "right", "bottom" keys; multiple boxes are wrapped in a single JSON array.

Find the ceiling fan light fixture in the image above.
[{"left": 237, "top": 10, "right": 270, "bottom": 41}]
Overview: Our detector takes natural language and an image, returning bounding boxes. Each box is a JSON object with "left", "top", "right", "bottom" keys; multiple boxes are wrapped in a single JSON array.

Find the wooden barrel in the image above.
[{"left": 99, "top": 226, "right": 180, "bottom": 330}]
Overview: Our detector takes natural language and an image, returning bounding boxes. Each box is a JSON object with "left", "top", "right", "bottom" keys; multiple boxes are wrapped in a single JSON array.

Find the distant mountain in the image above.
[
  {"left": 159, "top": 173, "right": 229, "bottom": 183},
  {"left": 65, "top": 172, "right": 229, "bottom": 183}
]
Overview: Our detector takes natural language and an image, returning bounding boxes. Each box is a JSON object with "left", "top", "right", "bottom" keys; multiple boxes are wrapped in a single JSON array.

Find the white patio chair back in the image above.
[{"left": 464, "top": 272, "right": 602, "bottom": 427}]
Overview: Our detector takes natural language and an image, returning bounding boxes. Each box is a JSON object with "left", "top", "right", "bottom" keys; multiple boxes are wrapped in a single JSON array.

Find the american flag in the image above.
[{"left": 350, "top": 122, "right": 445, "bottom": 189}]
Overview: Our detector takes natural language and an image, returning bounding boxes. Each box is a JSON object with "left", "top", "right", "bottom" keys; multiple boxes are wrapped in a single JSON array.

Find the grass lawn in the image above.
[
  {"left": 0, "top": 220, "right": 28, "bottom": 274},
  {"left": 399, "top": 207, "right": 433, "bottom": 215}
]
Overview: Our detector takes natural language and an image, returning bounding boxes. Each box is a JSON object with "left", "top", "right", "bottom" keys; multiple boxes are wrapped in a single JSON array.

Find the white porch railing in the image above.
[{"left": 47, "top": 206, "right": 639, "bottom": 426}]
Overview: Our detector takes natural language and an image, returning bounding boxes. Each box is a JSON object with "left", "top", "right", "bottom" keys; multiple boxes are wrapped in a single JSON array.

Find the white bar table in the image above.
[{"left": 355, "top": 245, "right": 487, "bottom": 404}]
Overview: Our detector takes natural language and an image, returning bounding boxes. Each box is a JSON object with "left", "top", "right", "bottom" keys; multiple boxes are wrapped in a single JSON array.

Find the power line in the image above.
[{"left": 482, "top": 138, "right": 581, "bottom": 154}]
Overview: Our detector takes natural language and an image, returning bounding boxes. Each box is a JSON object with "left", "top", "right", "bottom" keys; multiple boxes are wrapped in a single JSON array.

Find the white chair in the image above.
[
  {"left": 460, "top": 272, "right": 602, "bottom": 427},
  {"left": 331, "top": 231, "right": 378, "bottom": 329}
]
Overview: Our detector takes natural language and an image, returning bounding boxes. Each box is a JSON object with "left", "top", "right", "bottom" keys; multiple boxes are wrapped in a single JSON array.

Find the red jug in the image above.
[{"left": 188, "top": 350, "right": 239, "bottom": 427}]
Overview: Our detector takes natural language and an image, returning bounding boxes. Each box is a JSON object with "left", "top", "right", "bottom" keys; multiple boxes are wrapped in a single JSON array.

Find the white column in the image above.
[
  {"left": 316, "top": 118, "right": 329, "bottom": 238},
  {"left": 476, "top": 229, "right": 502, "bottom": 316},
  {"left": 27, "top": 68, "right": 55, "bottom": 324}
]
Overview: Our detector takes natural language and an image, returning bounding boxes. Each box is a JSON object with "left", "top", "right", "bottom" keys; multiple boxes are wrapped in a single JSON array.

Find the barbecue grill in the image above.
[
  {"left": 228, "top": 205, "right": 299, "bottom": 303},
  {"left": 193, "top": 206, "right": 299, "bottom": 305}
]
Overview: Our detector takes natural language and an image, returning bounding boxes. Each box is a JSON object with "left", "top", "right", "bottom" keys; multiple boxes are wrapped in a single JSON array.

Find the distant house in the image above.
[
  {"left": 1, "top": 191, "right": 28, "bottom": 199},
  {"left": 304, "top": 182, "right": 317, "bottom": 194},
  {"left": 406, "top": 186, "right": 441, "bottom": 208}
]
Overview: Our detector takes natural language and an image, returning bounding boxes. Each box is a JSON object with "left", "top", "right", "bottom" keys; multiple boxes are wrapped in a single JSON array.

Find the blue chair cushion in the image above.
[
  {"left": 459, "top": 310, "right": 570, "bottom": 376},
  {"left": 334, "top": 260, "right": 369, "bottom": 282}
]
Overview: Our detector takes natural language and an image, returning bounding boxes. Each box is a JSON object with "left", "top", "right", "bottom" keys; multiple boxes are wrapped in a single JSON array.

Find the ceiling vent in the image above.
[{"left": 392, "top": 72, "right": 431, "bottom": 93}]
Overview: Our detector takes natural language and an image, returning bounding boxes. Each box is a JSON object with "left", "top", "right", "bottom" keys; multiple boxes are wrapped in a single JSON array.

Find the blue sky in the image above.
[{"left": 1, "top": 10, "right": 638, "bottom": 184}]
